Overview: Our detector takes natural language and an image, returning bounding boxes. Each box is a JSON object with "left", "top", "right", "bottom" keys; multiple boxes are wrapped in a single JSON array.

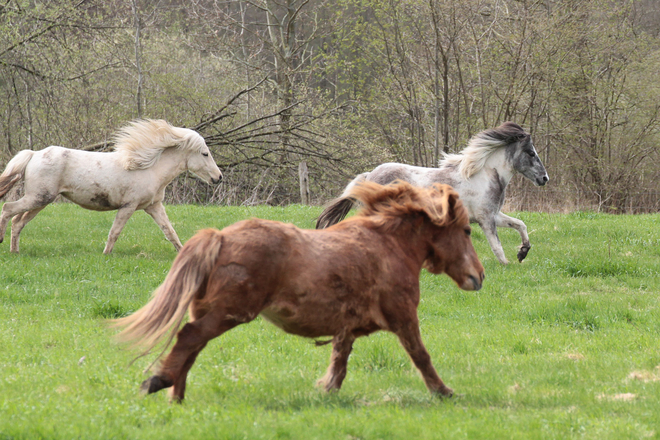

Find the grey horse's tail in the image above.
[
  {"left": 316, "top": 172, "right": 369, "bottom": 229},
  {"left": 0, "top": 150, "right": 34, "bottom": 198}
]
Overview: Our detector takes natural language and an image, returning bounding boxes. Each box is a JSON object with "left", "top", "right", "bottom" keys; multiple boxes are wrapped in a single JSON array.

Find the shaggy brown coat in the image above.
[{"left": 114, "top": 181, "right": 485, "bottom": 402}]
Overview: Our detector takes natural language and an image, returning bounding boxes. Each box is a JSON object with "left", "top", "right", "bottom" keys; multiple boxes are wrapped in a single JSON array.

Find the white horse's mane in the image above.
[
  {"left": 112, "top": 119, "right": 205, "bottom": 170},
  {"left": 441, "top": 122, "right": 528, "bottom": 179}
]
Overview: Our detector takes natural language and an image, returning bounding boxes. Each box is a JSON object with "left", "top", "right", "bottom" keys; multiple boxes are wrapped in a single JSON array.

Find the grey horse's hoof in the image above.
[{"left": 517, "top": 245, "right": 531, "bottom": 262}]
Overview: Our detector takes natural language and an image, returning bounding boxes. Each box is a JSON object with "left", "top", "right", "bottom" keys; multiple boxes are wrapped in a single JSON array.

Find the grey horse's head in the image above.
[{"left": 497, "top": 122, "right": 549, "bottom": 186}]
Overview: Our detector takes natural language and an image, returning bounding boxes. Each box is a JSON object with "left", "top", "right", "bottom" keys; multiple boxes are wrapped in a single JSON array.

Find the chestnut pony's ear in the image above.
[{"left": 421, "top": 184, "right": 463, "bottom": 227}]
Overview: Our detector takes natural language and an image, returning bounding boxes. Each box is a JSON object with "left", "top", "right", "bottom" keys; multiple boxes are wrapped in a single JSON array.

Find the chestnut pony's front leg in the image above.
[
  {"left": 395, "top": 320, "right": 453, "bottom": 397},
  {"left": 316, "top": 332, "right": 355, "bottom": 392}
]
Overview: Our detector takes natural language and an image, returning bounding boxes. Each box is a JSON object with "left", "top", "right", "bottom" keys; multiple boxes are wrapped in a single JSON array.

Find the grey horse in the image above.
[{"left": 317, "top": 122, "right": 549, "bottom": 264}]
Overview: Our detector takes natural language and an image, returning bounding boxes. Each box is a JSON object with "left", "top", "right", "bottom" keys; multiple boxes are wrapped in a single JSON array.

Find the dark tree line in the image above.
[{"left": 1, "top": 0, "right": 659, "bottom": 211}]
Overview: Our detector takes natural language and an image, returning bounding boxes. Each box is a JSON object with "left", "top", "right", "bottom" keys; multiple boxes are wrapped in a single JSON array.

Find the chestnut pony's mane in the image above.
[{"left": 346, "top": 180, "right": 468, "bottom": 231}]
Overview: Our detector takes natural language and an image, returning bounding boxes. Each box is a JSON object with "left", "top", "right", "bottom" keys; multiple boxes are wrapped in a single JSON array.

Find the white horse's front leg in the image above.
[
  {"left": 478, "top": 219, "right": 509, "bottom": 265},
  {"left": 495, "top": 212, "right": 530, "bottom": 262},
  {"left": 144, "top": 202, "right": 182, "bottom": 252},
  {"left": 104, "top": 205, "right": 137, "bottom": 254}
]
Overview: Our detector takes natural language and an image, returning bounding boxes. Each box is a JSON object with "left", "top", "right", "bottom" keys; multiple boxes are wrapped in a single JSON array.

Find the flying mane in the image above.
[
  {"left": 441, "top": 122, "right": 529, "bottom": 180},
  {"left": 113, "top": 119, "right": 206, "bottom": 170},
  {"left": 346, "top": 181, "right": 468, "bottom": 232}
]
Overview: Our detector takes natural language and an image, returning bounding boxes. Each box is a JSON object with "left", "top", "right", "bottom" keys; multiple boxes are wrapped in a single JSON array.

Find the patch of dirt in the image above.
[
  {"left": 565, "top": 353, "right": 585, "bottom": 361},
  {"left": 597, "top": 392, "right": 637, "bottom": 402},
  {"left": 508, "top": 383, "right": 522, "bottom": 393},
  {"left": 627, "top": 366, "right": 660, "bottom": 383}
]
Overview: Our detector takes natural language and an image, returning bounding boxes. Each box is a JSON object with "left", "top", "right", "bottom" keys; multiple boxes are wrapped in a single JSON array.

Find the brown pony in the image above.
[{"left": 113, "top": 181, "right": 485, "bottom": 402}]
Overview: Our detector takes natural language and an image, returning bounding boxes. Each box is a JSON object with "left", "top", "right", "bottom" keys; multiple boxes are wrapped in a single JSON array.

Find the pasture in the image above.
[{"left": 1, "top": 203, "right": 659, "bottom": 439}]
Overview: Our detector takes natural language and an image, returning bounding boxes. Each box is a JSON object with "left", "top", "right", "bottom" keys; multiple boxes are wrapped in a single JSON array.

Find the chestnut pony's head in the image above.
[{"left": 349, "top": 181, "right": 485, "bottom": 291}]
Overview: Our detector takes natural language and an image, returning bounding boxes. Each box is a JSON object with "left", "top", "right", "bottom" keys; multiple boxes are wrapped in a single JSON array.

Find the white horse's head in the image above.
[
  {"left": 181, "top": 129, "right": 222, "bottom": 185},
  {"left": 114, "top": 120, "right": 222, "bottom": 186}
]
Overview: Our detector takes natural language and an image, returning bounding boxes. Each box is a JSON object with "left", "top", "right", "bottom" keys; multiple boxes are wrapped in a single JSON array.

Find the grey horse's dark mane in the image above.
[
  {"left": 441, "top": 121, "right": 530, "bottom": 179},
  {"left": 480, "top": 121, "right": 529, "bottom": 143}
]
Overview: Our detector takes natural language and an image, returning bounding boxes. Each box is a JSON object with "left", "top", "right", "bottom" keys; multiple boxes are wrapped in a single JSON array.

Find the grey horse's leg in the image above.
[
  {"left": 10, "top": 207, "right": 45, "bottom": 253},
  {"left": 103, "top": 205, "right": 137, "bottom": 254},
  {"left": 495, "top": 212, "right": 530, "bottom": 262},
  {"left": 478, "top": 219, "right": 509, "bottom": 265},
  {"left": 144, "top": 202, "right": 182, "bottom": 252}
]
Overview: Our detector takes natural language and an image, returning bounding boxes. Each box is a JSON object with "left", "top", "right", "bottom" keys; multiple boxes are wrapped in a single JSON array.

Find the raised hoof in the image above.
[
  {"left": 140, "top": 375, "right": 173, "bottom": 395},
  {"left": 517, "top": 245, "right": 531, "bottom": 262}
]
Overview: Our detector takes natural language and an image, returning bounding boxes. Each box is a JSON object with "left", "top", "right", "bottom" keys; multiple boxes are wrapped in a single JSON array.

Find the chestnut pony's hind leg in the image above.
[
  {"left": 395, "top": 320, "right": 453, "bottom": 397},
  {"left": 316, "top": 333, "right": 355, "bottom": 392},
  {"left": 142, "top": 307, "right": 255, "bottom": 402}
]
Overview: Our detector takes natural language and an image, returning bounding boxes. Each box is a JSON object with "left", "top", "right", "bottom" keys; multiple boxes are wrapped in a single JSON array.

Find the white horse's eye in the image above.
[{"left": 202, "top": 152, "right": 209, "bottom": 157}]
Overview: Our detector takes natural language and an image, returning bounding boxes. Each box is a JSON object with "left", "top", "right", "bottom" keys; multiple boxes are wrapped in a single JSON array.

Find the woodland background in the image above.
[{"left": 2, "top": 0, "right": 659, "bottom": 211}]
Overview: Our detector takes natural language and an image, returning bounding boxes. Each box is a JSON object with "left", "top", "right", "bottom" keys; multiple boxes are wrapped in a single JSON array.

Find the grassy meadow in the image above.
[{"left": 1, "top": 203, "right": 660, "bottom": 439}]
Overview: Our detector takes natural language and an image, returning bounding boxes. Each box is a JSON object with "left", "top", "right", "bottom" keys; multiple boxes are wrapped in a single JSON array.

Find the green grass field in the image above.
[{"left": 1, "top": 203, "right": 659, "bottom": 439}]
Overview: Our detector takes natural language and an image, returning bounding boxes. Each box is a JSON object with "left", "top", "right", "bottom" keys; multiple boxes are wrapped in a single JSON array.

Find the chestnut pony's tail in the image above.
[
  {"left": 112, "top": 229, "right": 223, "bottom": 360},
  {"left": 0, "top": 150, "right": 34, "bottom": 198}
]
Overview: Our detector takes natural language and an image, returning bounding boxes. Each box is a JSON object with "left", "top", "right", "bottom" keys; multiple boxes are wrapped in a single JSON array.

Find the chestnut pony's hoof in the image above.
[
  {"left": 140, "top": 375, "right": 173, "bottom": 395},
  {"left": 434, "top": 386, "right": 453, "bottom": 398}
]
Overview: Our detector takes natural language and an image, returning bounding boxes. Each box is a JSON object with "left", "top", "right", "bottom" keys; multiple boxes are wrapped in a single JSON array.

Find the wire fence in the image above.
[
  {"left": 3, "top": 173, "right": 660, "bottom": 214},
  {"left": 505, "top": 181, "right": 660, "bottom": 214}
]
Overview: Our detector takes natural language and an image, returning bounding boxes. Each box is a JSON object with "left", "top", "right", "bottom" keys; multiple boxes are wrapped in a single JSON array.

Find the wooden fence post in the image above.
[{"left": 298, "top": 161, "right": 310, "bottom": 204}]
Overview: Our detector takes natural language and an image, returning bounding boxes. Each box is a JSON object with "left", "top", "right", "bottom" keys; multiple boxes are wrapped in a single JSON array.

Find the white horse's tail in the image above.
[
  {"left": 316, "top": 172, "right": 369, "bottom": 229},
  {"left": 0, "top": 150, "right": 34, "bottom": 198}
]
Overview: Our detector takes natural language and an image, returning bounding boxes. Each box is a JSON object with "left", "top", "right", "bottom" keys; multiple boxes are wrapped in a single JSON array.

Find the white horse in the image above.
[
  {"left": 0, "top": 119, "right": 222, "bottom": 254},
  {"left": 317, "top": 122, "right": 549, "bottom": 264}
]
